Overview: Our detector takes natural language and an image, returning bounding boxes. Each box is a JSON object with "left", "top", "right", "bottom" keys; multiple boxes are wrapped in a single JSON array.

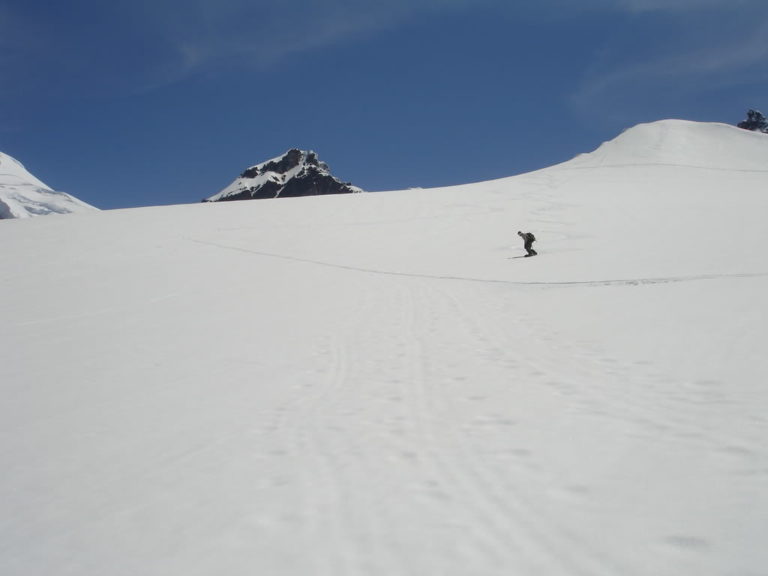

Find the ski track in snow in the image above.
[
  {"left": 400, "top": 281, "right": 626, "bottom": 575},
  {"left": 561, "top": 163, "right": 768, "bottom": 174},
  {"left": 3, "top": 121, "right": 768, "bottom": 575},
  {"left": 186, "top": 233, "right": 765, "bottom": 574},
  {"left": 277, "top": 272, "right": 621, "bottom": 574},
  {"left": 189, "top": 237, "right": 768, "bottom": 289}
]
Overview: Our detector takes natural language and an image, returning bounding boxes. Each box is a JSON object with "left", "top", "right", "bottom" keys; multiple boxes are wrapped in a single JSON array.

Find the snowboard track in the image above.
[{"left": 191, "top": 238, "right": 768, "bottom": 289}]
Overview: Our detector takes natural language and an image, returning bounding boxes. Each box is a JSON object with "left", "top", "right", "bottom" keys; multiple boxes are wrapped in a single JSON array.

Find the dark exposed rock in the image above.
[
  {"left": 737, "top": 109, "right": 768, "bottom": 134},
  {"left": 204, "top": 149, "right": 362, "bottom": 203}
]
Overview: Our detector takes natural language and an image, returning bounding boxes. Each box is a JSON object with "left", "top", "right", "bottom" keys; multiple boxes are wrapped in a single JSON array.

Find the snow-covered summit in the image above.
[
  {"left": 0, "top": 151, "right": 97, "bottom": 219},
  {"left": 562, "top": 119, "right": 768, "bottom": 171},
  {"left": 204, "top": 148, "right": 364, "bottom": 203}
]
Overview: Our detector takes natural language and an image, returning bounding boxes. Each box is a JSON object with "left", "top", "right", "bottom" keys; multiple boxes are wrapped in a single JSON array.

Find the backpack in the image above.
[{"left": 528, "top": 233, "right": 536, "bottom": 242}]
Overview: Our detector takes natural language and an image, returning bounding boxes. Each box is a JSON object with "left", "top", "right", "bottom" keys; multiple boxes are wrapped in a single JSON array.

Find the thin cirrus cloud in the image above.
[
  {"left": 81, "top": 0, "right": 484, "bottom": 94},
  {"left": 2, "top": 0, "right": 765, "bottom": 98},
  {"left": 161, "top": 0, "right": 490, "bottom": 73},
  {"left": 569, "top": 1, "right": 768, "bottom": 121},
  {"left": 158, "top": 0, "right": 713, "bottom": 80},
  {"left": 0, "top": 0, "right": 498, "bottom": 99},
  {"left": 0, "top": 1, "right": 419, "bottom": 95}
]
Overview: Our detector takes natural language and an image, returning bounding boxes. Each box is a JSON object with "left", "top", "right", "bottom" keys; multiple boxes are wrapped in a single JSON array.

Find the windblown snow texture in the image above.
[
  {"left": 204, "top": 148, "right": 363, "bottom": 202},
  {"left": 1, "top": 121, "right": 767, "bottom": 576},
  {"left": 0, "top": 151, "right": 97, "bottom": 219}
]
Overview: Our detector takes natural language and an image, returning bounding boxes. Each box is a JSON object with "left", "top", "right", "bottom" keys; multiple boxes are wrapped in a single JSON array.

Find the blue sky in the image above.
[{"left": 1, "top": 0, "right": 767, "bottom": 209}]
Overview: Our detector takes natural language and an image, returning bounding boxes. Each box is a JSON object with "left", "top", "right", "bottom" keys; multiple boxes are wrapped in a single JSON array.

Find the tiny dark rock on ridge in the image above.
[
  {"left": 737, "top": 109, "right": 768, "bottom": 134},
  {"left": 203, "top": 149, "right": 364, "bottom": 203}
]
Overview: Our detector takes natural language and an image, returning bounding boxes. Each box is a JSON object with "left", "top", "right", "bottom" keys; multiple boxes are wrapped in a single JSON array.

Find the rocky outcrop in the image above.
[
  {"left": 204, "top": 149, "right": 363, "bottom": 203},
  {"left": 737, "top": 109, "right": 768, "bottom": 134}
]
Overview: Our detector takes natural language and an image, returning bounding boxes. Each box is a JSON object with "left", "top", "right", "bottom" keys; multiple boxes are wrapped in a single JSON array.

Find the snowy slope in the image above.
[
  {"left": 0, "top": 151, "right": 97, "bottom": 219},
  {"left": 565, "top": 119, "right": 768, "bottom": 170},
  {"left": 1, "top": 120, "right": 767, "bottom": 576}
]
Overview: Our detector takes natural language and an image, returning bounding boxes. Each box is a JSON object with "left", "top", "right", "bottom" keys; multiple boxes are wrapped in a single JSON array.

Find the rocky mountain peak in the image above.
[{"left": 204, "top": 149, "right": 363, "bottom": 203}]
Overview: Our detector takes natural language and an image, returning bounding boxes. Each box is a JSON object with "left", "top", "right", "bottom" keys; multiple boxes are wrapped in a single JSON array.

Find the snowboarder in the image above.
[{"left": 518, "top": 230, "right": 537, "bottom": 257}]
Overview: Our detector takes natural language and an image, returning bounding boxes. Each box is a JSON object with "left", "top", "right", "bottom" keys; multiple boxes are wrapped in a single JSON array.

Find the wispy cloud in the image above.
[
  {"left": 155, "top": 0, "right": 488, "bottom": 77},
  {"left": 2, "top": 0, "right": 766, "bottom": 104},
  {"left": 569, "top": 1, "right": 768, "bottom": 124},
  {"left": 0, "top": 0, "right": 491, "bottom": 95}
]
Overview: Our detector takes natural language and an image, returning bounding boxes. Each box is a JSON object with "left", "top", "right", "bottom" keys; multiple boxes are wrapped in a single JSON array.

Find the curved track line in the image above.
[
  {"left": 555, "top": 163, "right": 768, "bottom": 174},
  {"left": 190, "top": 238, "right": 768, "bottom": 288}
]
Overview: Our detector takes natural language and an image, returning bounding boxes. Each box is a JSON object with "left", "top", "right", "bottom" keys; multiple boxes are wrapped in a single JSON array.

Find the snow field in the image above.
[{"left": 1, "top": 120, "right": 767, "bottom": 575}]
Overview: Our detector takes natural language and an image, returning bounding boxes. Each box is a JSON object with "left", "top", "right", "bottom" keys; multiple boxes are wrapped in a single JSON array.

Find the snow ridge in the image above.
[
  {"left": 0, "top": 151, "right": 97, "bottom": 219},
  {"left": 562, "top": 120, "right": 768, "bottom": 171}
]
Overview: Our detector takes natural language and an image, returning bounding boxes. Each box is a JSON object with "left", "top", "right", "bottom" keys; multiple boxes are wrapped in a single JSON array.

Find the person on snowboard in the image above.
[{"left": 518, "top": 230, "right": 537, "bottom": 257}]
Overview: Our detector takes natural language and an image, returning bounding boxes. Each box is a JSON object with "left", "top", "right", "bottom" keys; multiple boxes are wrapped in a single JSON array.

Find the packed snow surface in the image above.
[
  {"left": 1, "top": 121, "right": 767, "bottom": 575},
  {"left": 0, "top": 151, "right": 97, "bottom": 219}
]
